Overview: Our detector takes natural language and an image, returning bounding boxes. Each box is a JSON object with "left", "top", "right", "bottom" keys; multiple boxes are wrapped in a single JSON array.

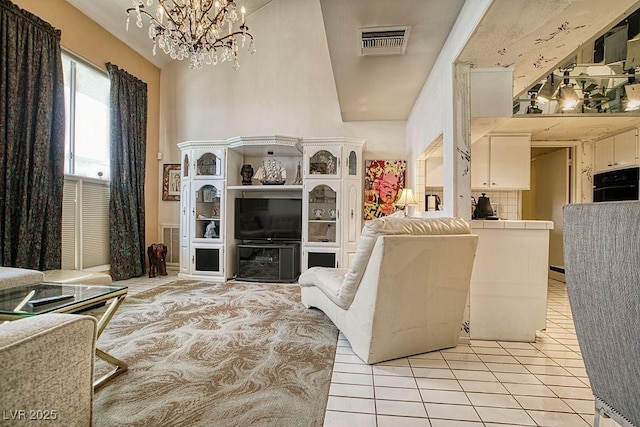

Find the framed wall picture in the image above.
[
  {"left": 162, "top": 164, "right": 181, "bottom": 201},
  {"left": 363, "top": 160, "right": 406, "bottom": 220}
]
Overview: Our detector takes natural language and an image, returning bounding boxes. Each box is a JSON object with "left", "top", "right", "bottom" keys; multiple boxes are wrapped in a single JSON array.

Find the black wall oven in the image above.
[{"left": 593, "top": 167, "right": 640, "bottom": 202}]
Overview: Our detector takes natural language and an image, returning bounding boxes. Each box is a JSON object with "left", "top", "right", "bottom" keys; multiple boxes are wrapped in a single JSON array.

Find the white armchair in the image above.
[{"left": 298, "top": 216, "right": 478, "bottom": 364}]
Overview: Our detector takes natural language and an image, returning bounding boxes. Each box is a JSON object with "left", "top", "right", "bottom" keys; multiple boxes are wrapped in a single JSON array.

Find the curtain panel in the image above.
[
  {"left": 0, "top": 0, "right": 65, "bottom": 270},
  {"left": 107, "top": 63, "right": 148, "bottom": 281}
]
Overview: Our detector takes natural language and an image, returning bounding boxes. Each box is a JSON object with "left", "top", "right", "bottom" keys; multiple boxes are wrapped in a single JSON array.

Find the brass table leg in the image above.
[
  {"left": 93, "top": 294, "right": 129, "bottom": 390},
  {"left": 94, "top": 348, "right": 128, "bottom": 390}
]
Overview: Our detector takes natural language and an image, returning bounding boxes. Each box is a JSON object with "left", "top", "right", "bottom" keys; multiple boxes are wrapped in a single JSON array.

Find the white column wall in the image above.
[{"left": 406, "top": 0, "right": 493, "bottom": 215}]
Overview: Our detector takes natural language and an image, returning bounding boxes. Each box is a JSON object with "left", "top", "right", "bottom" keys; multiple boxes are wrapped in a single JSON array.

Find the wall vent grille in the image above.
[
  {"left": 360, "top": 26, "right": 410, "bottom": 56},
  {"left": 161, "top": 224, "right": 180, "bottom": 267}
]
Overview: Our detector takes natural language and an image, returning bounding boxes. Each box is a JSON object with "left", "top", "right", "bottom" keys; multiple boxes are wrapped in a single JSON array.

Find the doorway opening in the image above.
[{"left": 522, "top": 146, "right": 575, "bottom": 282}]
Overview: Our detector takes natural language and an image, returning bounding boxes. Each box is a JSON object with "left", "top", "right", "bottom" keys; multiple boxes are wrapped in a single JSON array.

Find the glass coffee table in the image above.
[{"left": 0, "top": 282, "right": 128, "bottom": 389}]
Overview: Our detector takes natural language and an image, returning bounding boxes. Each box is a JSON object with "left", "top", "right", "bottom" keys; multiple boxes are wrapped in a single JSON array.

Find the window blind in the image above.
[{"left": 61, "top": 177, "right": 110, "bottom": 269}]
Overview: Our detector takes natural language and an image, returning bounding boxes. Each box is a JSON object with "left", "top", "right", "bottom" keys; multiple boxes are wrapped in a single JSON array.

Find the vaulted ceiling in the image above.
[{"left": 65, "top": 0, "right": 640, "bottom": 142}]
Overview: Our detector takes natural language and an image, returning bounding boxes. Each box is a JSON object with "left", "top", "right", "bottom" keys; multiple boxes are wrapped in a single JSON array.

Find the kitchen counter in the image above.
[{"left": 469, "top": 220, "right": 553, "bottom": 342}]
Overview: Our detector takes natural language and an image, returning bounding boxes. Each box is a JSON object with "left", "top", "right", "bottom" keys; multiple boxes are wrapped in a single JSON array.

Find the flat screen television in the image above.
[{"left": 234, "top": 198, "right": 302, "bottom": 241}]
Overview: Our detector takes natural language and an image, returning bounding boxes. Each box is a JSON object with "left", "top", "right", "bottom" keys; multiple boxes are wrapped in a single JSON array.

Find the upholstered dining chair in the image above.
[
  {"left": 298, "top": 216, "right": 478, "bottom": 364},
  {"left": 563, "top": 201, "right": 640, "bottom": 427}
]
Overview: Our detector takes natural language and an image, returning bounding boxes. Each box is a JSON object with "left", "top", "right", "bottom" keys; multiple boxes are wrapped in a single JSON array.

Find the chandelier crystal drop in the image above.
[{"left": 126, "top": 0, "right": 256, "bottom": 69}]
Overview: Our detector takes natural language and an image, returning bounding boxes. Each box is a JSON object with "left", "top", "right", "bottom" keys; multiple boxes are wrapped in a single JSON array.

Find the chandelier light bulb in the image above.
[{"left": 126, "top": 0, "right": 255, "bottom": 69}]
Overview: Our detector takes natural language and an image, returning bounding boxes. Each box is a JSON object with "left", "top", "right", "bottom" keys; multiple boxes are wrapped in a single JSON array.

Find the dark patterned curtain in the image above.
[
  {"left": 0, "top": 0, "right": 65, "bottom": 270},
  {"left": 107, "top": 63, "right": 147, "bottom": 280}
]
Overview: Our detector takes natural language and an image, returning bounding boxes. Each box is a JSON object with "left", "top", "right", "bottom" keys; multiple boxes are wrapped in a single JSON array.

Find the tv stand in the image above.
[{"left": 236, "top": 243, "right": 300, "bottom": 283}]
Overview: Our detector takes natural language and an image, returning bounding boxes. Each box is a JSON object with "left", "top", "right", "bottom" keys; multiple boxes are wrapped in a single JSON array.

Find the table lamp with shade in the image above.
[{"left": 395, "top": 188, "right": 419, "bottom": 216}]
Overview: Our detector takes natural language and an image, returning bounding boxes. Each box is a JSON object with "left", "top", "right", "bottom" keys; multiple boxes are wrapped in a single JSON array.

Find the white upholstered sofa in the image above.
[
  {"left": 0, "top": 267, "right": 111, "bottom": 290},
  {"left": 298, "top": 216, "right": 478, "bottom": 364},
  {"left": 0, "top": 267, "right": 46, "bottom": 290}
]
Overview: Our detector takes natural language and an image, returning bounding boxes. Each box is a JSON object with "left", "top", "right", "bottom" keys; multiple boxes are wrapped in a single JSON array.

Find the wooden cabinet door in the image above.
[
  {"left": 613, "top": 129, "right": 637, "bottom": 168},
  {"left": 342, "top": 179, "right": 360, "bottom": 260},
  {"left": 594, "top": 136, "right": 615, "bottom": 172},
  {"left": 489, "top": 135, "right": 530, "bottom": 190},
  {"left": 471, "top": 137, "right": 490, "bottom": 189}
]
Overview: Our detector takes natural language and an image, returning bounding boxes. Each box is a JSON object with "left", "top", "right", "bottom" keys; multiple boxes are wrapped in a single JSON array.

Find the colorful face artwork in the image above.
[{"left": 363, "top": 160, "right": 406, "bottom": 220}]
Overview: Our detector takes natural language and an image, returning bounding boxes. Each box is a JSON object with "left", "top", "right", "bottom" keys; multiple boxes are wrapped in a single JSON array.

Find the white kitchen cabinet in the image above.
[
  {"left": 471, "top": 137, "right": 491, "bottom": 189},
  {"left": 472, "top": 135, "right": 530, "bottom": 190},
  {"left": 594, "top": 129, "right": 638, "bottom": 172}
]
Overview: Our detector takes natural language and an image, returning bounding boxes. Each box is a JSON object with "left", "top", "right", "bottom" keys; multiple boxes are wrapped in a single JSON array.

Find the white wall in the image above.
[{"left": 157, "top": 0, "right": 407, "bottom": 227}]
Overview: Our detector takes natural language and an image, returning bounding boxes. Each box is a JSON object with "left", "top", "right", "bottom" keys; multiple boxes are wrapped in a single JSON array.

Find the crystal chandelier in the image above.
[{"left": 126, "top": 1, "right": 256, "bottom": 69}]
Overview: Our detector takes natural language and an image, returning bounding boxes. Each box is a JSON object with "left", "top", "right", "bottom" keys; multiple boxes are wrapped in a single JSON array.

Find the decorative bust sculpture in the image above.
[{"left": 240, "top": 164, "right": 253, "bottom": 185}]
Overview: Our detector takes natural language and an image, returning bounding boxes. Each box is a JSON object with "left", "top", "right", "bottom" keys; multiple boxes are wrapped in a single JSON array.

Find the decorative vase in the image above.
[{"left": 240, "top": 164, "right": 253, "bottom": 185}]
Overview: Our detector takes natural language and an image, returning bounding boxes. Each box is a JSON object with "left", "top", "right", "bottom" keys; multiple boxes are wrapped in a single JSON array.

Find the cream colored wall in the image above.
[
  {"left": 13, "top": 0, "right": 162, "bottom": 246},
  {"left": 160, "top": 0, "right": 406, "bottom": 148},
  {"left": 157, "top": 0, "right": 407, "bottom": 228}
]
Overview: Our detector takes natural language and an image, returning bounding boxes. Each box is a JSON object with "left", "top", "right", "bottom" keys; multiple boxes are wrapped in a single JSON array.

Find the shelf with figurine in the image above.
[
  {"left": 195, "top": 219, "right": 221, "bottom": 240},
  {"left": 228, "top": 158, "right": 304, "bottom": 191}
]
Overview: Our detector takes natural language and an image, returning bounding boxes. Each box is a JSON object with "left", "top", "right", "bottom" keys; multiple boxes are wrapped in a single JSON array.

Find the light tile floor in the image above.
[
  {"left": 115, "top": 274, "right": 619, "bottom": 427},
  {"left": 114, "top": 270, "right": 180, "bottom": 295},
  {"left": 322, "top": 279, "right": 620, "bottom": 427}
]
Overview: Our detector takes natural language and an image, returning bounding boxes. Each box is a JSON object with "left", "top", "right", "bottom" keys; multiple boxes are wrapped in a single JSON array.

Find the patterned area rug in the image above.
[{"left": 93, "top": 281, "right": 338, "bottom": 427}]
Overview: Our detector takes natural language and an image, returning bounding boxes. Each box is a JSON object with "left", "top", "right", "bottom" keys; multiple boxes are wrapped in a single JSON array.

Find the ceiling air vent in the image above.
[{"left": 359, "top": 26, "right": 411, "bottom": 56}]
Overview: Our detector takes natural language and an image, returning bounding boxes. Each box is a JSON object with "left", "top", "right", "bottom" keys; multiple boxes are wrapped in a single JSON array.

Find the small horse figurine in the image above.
[{"left": 148, "top": 243, "right": 168, "bottom": 278}]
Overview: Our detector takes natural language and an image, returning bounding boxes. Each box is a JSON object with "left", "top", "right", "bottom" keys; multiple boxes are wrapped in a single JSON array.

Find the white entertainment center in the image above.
[{"left": 177, "top": 136, "right": 365, "bottom": 282}]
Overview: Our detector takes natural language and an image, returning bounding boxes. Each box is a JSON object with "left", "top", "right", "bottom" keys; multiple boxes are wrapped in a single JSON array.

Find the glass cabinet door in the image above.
[
  {"left": 193, "top": 182, "right": 223, "bottom": 241},
  {"left": 192, "top": 244, "right": 223, "bottom": 275},
  {"left": 306, "top": 147, "right": 341, "bottom": 178},
  {"left": 182, "top": 153, "right": 190, "bottom": 178},
  {"left": 347, "top": 150, "right": 358, "bottom": 177},
  {"left": 194, "top": 150, "right": 223, "bottom": 177},
  {"left": 307, "top": 183, "right": 339, "bottom": 244}
]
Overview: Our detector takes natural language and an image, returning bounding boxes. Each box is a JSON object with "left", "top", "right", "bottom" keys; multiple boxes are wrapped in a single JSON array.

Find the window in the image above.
[
  {"left": 61, "top": 52, "right": 111, "bottom": 270},
  {"left": 62, "top": 53, "right": 110, "bottom": 179}
]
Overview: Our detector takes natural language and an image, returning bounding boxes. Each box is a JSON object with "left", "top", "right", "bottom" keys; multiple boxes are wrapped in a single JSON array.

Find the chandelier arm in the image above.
[
  {"left": 126, "top": 7, "right": 155, "bottom": 20},
  {"left": 154, "top": 2, "right": 197, "bottom": 48},
  {"left": 215, "top": 31, "right": 253, "bottom": 43},
  {"left": 199, "top": 0, "right": 218, "bottom": 23},
  {"left": 206, "top": 31, "right": 253, "bottom": 52},
  {"left": 201, "top": 2, "right": 234, "bottom": 36},
  {"left": 191, "top": 3, "right": 243, "bottom": 51},
  {"left": 185, "top": 28, "right": 254, "bottom": 56},
  {"left": 127, "top": 6, "right": 192, "bottom": 48},
  {"left": 203, "top": 30, "right": 250, "bottom": 52},
  {"left": 211, "top": 1, "right": 234, "bottom": 26},
  {"left": 158, "top": 1, "right": 187, "bottom": 33},
  {"left": 182, "top": 1, "right": 222, "bottom": 51}
]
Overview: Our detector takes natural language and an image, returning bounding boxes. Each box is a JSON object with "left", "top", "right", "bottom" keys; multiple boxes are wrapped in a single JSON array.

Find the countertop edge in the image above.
[{"left": 471, "top": 220, "right": 554, "bottom": 230}]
